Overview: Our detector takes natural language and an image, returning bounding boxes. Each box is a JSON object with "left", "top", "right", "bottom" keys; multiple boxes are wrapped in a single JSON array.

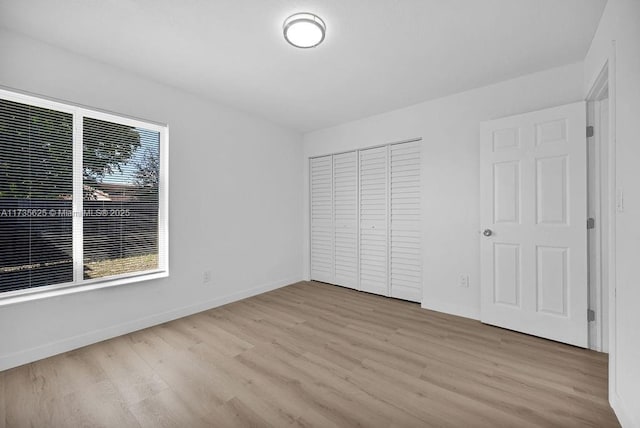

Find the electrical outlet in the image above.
[
  {"left": 203, "top": 270, "right": 212, "bottom": 284},
  {"left": 459, "top": 274, "right": 469, "bottom": 288}
]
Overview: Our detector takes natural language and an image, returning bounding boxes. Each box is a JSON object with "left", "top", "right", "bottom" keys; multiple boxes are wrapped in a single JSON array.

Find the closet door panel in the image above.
[
  {"left": 390, "top": 141, "right": 422, "bottom": 302},
  {"left": 310, "top": 156, "right": 334, "bottom": 283},
  {"left": 359, "top": 146, "right": 388, "bottom": 296},
  {"left": 333, "top": 152, "right": 358, "bottom": 289}
]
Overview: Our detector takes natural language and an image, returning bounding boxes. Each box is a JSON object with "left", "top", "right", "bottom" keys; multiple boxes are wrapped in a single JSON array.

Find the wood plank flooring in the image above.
[{"left": 1, "top": 281, "right": 619, "bottom": 427}]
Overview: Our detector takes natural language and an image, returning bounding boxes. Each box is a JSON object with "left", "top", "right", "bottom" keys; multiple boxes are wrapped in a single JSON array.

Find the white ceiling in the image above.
[{"left": 0, "top": 0, "right": 606, "bottom": 132}]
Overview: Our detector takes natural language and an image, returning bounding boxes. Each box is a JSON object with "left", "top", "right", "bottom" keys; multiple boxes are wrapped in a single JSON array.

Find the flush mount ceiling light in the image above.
[{"left": 283, "top": 12, "right": 326, "bottom": 48}]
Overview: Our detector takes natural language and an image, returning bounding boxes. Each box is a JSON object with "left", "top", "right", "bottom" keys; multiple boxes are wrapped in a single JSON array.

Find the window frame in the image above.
[{"left": 0, "top": 87, "right": 169, "bottom": 305}]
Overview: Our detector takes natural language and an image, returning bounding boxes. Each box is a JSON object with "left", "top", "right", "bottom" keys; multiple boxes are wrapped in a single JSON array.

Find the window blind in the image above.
[
  {"left": 82, "top": 117, "right": 160, "bottom": 280},
  {"left": 0, "top": 99, "right": 74, "bottom": 292}
]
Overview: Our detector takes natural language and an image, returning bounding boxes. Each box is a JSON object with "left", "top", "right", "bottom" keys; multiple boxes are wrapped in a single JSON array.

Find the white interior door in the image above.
[
  {"left": 390, "top": 141, "right": 422, "bottom": 302},
  {"left": 310, "top": 155, "right": 334, "bottom": 284},
  {"left": 359, "top": 146, "right": 389, "bottom": 296},
  {"left": 333, "top": 152, "right": 358, "bottom": 289},
  {"left": 480, "top": 102, "right": 588, "bottom": 348}
]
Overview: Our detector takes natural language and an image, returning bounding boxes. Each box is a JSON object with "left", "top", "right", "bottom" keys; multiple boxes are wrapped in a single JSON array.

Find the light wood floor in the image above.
[{"left": 0, "top": 281, "right": 619, "bottom": 427}]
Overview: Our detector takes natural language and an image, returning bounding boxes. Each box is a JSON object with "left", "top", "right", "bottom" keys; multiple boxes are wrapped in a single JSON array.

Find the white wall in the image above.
[
  {"left": 584, "top": 1, "right": 640, "bottom": 426},
  {"left": 0, "top": 29, "right": 303, "bottom": 370},
  {"left": 303, "top": 63, "right": 584, "bottom": 319}
]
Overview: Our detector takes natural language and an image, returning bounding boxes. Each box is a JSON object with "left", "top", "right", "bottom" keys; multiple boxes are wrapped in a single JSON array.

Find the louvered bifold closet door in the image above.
[
  {"left": 310, "top": 156, "right": 334, "bottom": 283},
  {"left": 359, "top": 146, "right": 389, "bottom": 296},
  {"left": 333, "top": 152, "right": 358, "bottom": 289},
  {"left": 389, "top": 141, "right": 422, "bottom": 302}
]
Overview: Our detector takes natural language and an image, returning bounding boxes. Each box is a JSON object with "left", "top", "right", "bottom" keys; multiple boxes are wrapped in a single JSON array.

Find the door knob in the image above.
[{"left": 483, "top": 229, "right": 493, "bottom": 237}]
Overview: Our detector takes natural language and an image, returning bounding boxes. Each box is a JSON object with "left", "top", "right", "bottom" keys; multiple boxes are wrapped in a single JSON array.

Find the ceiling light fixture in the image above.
[{"left": 283, "top": 12, "right": 326, "bottom": 48}]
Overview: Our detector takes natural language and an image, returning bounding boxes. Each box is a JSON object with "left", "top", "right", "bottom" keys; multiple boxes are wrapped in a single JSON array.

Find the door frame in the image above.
[
  {"left": 586, "top": 61, "right": 611, "bottom": 353},
  {"left": 585, "top": 41, "right": 617, "bottom": 404}
]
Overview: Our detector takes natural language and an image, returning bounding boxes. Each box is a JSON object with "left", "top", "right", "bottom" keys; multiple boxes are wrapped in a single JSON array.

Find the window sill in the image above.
[{"left": 0, "top": 270, "right": 169, "bottom": 307}]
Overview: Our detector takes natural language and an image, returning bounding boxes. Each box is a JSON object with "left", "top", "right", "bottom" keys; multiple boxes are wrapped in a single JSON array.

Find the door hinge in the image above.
[
  {"left": 586, "top": 126, "right": 594, "bottom": 138},
  {"left": 588, "top": 309, "right": 596, "bottom": 322},
  {"left": 587, "top": 218, "right": 595, "bottom": 230}
]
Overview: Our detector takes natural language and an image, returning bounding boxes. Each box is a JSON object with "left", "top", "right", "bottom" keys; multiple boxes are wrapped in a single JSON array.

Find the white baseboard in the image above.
[
  {"left": 611, "top": 392, "right": 638, "bottom": 428},
  {"left": 0, "top": 276, "right": 301, "bottom": 371},
  {"left": 421, "top": 299, "right": 480, "bottom": 321}
]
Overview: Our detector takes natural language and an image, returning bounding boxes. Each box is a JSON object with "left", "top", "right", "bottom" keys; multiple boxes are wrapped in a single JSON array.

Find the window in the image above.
[{"left": 0, "top": 89, "right": 168, "bottom": 299}]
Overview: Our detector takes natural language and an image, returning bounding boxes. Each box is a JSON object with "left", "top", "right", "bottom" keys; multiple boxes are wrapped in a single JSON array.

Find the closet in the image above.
[{"left": 309, "top": 139, "right": 422, "bottom": 302}]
